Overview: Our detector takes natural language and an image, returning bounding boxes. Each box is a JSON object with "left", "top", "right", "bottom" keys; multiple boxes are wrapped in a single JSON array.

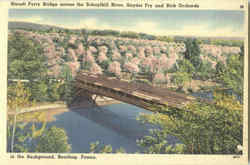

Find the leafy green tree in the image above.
[
  {"left": 215, "top": 61, "right": 226, "bottom": 80},
  {"left": 7, "top": 115, "right": 69, "bottom": 153},
  {"left": 47, "top": 81, "right": 62, "bottom": 102},
  {"left": 115, "top": 147, "right": 126, "bottom": 153},
  {"left": 184, "top": 38, "right": 202, "bottom": 71},
  {"left": 137, "top": 91, "right": 243, "bottom": 154},
  {"left": 35, "top": 126, "right": 71, "bottom": 153},
  {"left": 58, "top": 64, "right": 74, "bottom": 104},
  {"left": 59, "top": 64, "right": 73, "bottom": 81},
  {"left": 175, "top": 59, "right": 195, "bottom": 74},
  {"left": 220, "top": 54, "right": 244, "bottom": 98},
  {"left": 7, "top": 80, "right": 47, "bottom": 153},
  {"left": 7, "top": 81, "right": 34, "bottom": 152},
  {"left": 136, "top": 128, "right": 184, "bottom": 154},
  {"left": 171, "top": 71, "right": 191, "bottom": 90},
  {"left": 90, "top": 141, "right": 126, "bottom": 153},
  {"left": 80, "top": 29, "right": 91, "bottom": 70},
  {"left": 30, "top": 79, "right": 49, "bottom": 102},
  {"left": 7, "top": 121, "right": 47, "bottom": 153},
  {"left": 8, "top": 32, "right": 47, "bottom": 80},
  {"left": 198, "top": 60, "right": 215, "bottom": 80},
  {"left": 8, "top": 32, "right": 50, "bottom": 102},
  {"left": 62, "top": 54, "right": 73, "bottom": 62},
  {"left": 98, "top": 60, "right": 110, "bottom": 71}
]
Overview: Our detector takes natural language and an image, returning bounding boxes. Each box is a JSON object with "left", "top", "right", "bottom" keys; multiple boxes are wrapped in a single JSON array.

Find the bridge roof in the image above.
[{"left": 76, "top": 71, "right": 196, "bottom": 109}]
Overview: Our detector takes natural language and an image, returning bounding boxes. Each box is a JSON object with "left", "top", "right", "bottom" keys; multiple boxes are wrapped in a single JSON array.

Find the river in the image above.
[
  {"left": 45, "top": 103, "right": 174, "bottom": 153},
  {"left": 30, "top": 92, "right": 215, "bottom": 153}
]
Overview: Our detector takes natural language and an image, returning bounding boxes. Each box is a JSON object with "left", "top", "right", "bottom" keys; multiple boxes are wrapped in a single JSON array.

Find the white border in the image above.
[{"left": 0, "top": 1, "right": 248, "bottom": 165}]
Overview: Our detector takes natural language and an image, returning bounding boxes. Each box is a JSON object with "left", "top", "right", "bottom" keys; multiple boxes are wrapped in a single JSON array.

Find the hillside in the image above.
[
  {"left": 8, "top": 22, "right": 243, "bottom": 94},
  {"left": 9, "top": 21, "right": 65, "bottom": 31},
  {"left": 9, "top": 21, "right": 244, "bottom": 43}
]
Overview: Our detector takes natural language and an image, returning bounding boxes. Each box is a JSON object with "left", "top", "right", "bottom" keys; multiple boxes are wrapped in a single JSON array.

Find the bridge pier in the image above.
[{"left": 71, "top": 89, "right": 97, "bottom": 107}]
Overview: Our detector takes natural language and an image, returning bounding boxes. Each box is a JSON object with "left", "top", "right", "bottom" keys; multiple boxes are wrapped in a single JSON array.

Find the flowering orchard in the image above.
[{"left": 10, "top": 30, "right": 242, "bottom": 86}]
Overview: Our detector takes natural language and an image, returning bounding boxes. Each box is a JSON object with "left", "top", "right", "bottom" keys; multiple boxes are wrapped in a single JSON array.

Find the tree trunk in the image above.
[{"left": 11, "top": 113, "right": 17, "bottom": 152}]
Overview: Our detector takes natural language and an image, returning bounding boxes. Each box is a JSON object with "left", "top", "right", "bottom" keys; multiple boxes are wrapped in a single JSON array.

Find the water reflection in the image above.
[
  {"left": 11, "top": 103, "right": 179, "bottom": 153},
  {"left": 70, "top": 104, "right": 151, "bottom": 140},
  {"left": 46, "top": 103, "right": 153, "bottom": 153}
]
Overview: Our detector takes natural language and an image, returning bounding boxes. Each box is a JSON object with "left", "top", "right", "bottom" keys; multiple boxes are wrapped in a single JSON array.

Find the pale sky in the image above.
[{"left": 9, "top": 9, "right": 245, "bottom": 37}]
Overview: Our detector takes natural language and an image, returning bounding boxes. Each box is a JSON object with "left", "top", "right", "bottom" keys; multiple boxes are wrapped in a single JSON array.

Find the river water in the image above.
[
  {"left": 46, "top": 103, "right": 158, "bottom": 153},
  {"left": 42, "top": 91, "right": 216, "bottom": 153},
  {"left": 45, "top": 91, "right": 220, "bottom": 153}
]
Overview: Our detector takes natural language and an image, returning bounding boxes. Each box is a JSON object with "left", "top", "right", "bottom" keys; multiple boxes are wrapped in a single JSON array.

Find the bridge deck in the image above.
[{"left": 76, "top": 71, "right": 196, "bottom": 109}]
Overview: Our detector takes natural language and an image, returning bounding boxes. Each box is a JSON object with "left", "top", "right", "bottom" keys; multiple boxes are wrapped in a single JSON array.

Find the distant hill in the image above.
[
  {"left": 8, "top": 21, "right": 244, "bottom": 42},
  {"left": 8, "top": 21, "right": 65, "bottom": 31},
  {"left": 173, "top": 35, "right": 244, "bottom": 41}
]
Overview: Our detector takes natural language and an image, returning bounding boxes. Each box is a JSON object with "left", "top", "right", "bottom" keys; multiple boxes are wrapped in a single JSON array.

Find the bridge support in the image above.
[{"left": 71, "top": 89, "right": 98, "bottom": 107}]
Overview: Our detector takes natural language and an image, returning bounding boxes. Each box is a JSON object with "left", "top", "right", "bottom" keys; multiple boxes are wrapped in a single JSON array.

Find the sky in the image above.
[{"left": 9, "top": 9, "right": 245, "bottom": 37}]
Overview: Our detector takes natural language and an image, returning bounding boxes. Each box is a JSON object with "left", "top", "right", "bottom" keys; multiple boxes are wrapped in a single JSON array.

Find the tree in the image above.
[
  {"left": 8, "top": 32, "right": 49, "bottom": 102},
  {"left": 90, "top": 141, "right": 126, "bottom": 153},
  {"left": 137, "top": 91, "right": 243, "bottom": 154},
  {"left": 80, "top": 29, "right": 91, "bottom": 70},
  {"left": 123, "top": 62, "right": 139, "bottom": 80},
  {"left": 58, "top": 64, "right": 73, "bottom": 104},
  {"left": 7, "top": 109, "right": 69, "bottom": 153},
  {"left": 47, "top": 81, "right": 62, "bottom": 102},
  {"left": 7, "top": 81, "right": 47, "bottom": 152},
  {"left": 30, "top": 79, "right": 49, "bottom": 102},
  {"left": 7, "top": 120, "right": 47, "bottom": 153},
  {"left": 198, "top": 60, "right": 215, "bottom": 80},
  {"left": 108, "top": 61, "right": 122, "bottom": 78},
  {"left": 136, "top": 128, "right": 184, "bottom": 154},
  {"left": 184, "top": 38, "right": 202, "bottom": 71},
  {"left": 215, "top": 61, "right": 226, "bottom": 80},
  {"left": 7, "top": 81, "right": 33, "bottom": 152},
  {"left": 153, "top": 72, "right": 166, "bottom": 85},
  {"left": 220, "top": 54, "right": 244, "bottom": 99},
  {"left": 171, "top": 71, "right": 191, "bottom": 90},
  {"left": 175, "top": 59, "right": 195, "bottom": 74},
  {"left": 8, "top": 32, "right": 47, "bottom": 80},
  {"left": 35, "top": 126, "right": 71, "bottom": 153}
]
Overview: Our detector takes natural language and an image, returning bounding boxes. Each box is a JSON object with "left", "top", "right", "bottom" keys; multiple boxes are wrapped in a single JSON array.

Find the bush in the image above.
[
  {"left": 35, "top": 126, "right": 71, "bottom": 153},
  {"left": 171, "top": 71, "right": 191, "bottom": 89},
  {"left": 197, "top": 60, "right": 215, "bottom": 80}
]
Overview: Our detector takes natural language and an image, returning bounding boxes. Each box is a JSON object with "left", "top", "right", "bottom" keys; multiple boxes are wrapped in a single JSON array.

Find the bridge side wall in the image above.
[{"left": 76, "top": 80, "right": 167, "bottom": 112}]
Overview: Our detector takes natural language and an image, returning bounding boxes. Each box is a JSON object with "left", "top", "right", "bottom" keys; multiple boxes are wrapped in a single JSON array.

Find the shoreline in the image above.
[
  {"left": 69, "top": 97, "right": 122, "bottom": 110},
  {"left": 7, "top": 98, "right": 121, "bottom": 115}
]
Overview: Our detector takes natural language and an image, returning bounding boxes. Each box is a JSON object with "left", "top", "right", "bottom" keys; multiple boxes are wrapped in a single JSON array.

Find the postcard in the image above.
[{"left": 0, "top": 0, "right": 248, "bottom": 164}]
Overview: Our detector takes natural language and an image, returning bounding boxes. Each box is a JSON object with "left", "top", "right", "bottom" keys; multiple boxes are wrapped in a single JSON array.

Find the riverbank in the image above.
[
  {"left": 70, "top": 96, "right": 121, "bottom": 110},
  {"left": 7, "top": 96, "right": 121, "bottom": 116}
]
